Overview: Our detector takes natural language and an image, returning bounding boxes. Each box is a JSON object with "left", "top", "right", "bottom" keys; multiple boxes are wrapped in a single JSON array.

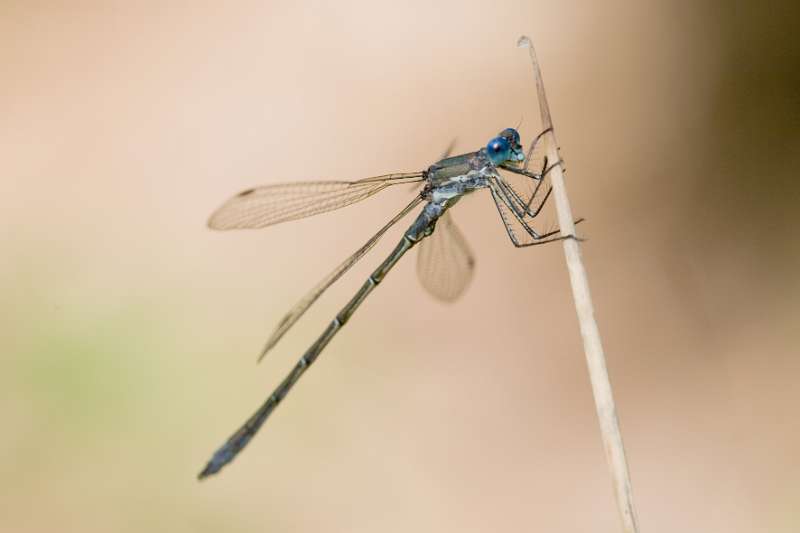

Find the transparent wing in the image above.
[
  {"left": 208, "top": 172, "right": 424, "bottom": 230},
  {"left": 258, "top": 195, "right": 424, "bottom": 360},
  {"left": 416, "top": 211, "right": 475, "bottom": 302}
]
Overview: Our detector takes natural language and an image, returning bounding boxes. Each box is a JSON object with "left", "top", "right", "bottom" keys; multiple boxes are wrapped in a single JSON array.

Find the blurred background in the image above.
[{"left": 2, "top": 1, "right": 799, "bottom": 532}]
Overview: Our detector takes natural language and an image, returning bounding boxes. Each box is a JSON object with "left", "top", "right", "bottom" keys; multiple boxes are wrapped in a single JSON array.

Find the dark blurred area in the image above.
[
  {"left": 685, "top": 0, "right": 800, "bottom": 282},
  {"left": 1, "top": 1, "right": 798, "bottom": 532}
]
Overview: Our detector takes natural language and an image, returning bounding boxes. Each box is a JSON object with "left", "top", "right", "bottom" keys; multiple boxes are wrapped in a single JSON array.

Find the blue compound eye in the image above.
[
  {"left": 487, "top": 136, "right": 511, "bottom": 164},
  {"left": 500, "top": 128, "right": 521, "bottom": 146}
]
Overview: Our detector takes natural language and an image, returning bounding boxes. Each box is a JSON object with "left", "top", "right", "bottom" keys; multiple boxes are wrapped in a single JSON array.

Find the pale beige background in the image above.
[{"left": 2, "top": 2, "right": 799, "bottom": 532}]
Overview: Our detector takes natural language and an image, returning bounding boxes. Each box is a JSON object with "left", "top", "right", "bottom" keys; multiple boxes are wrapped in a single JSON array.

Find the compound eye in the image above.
[
  {"left": 500, "top": 128, "right": 519, "bottom": 146},
  {"left": 499, "top": 128, "right": 521, "bottom": 146},
  {"left": 489, "top": 137, "right": 509, "bottom": 153},
  {"left": 487, "top": 136, "right": 511, "bottom": 163}
]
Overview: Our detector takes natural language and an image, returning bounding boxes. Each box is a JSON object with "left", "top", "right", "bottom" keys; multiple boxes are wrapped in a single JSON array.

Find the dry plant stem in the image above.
[{"left": 517, "top": 36, "right": 641, "bottom": 533}]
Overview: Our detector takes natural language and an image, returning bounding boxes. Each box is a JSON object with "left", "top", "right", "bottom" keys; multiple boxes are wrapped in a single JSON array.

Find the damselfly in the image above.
[{"left": 199, "top": 127, "right": 578, "bottom": 479}]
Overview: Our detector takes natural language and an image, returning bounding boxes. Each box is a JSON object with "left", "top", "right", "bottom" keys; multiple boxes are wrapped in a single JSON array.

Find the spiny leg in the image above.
[
  {"left": 500, "top": 156, "right": 564, "bottom": 218},
  {"left": 490, "top": 180, "right": 582, "bottom": 246},
  {"left": 490, "top": 179, "right": 547, "bottom": 240},
  {"left": 519, "top": 157, "right": 568, "bottom": 223},
  {"left": 522, "top": 158, "right": 558, "bottom": 215},
  {"left": 494, "top": 173, "right": 552, "bottom": 220},
  {"left": 508, "top": 219, "right": 585, "bottom": 248},
  {"left": 524, "top": 127, "right": 552, "bottom": 172},
  {"left": 491, "top": 185, "right": 542, "bottom": 245}
]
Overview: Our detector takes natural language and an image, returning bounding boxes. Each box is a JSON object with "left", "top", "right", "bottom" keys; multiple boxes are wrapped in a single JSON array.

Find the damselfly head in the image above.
[{"left": 487, "top": 128, "right": 525, "bottom": 165}]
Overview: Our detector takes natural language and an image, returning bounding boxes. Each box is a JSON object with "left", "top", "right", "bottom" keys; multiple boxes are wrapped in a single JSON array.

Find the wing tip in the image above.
[{"left": 207, "top": 213, "right": 226, "bottom": 230}]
